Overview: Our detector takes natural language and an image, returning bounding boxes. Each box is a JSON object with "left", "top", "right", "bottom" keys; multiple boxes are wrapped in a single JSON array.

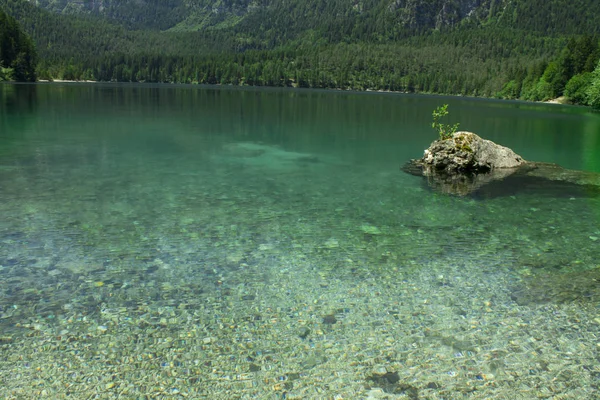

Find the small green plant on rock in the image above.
[{"left": 432, "top": 104, "right": 460, "bottom": 140}]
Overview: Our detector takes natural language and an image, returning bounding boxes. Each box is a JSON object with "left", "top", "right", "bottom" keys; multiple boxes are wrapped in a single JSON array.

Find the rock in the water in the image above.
[
  {"left": 418, "top": 131, "right": 525, "bottom": 174},
  {"left": 402, "top": 131, "right": 600, "bottom": 197},
  {"left": 402, "top": 131, "right": 527, "bottom": 196}
]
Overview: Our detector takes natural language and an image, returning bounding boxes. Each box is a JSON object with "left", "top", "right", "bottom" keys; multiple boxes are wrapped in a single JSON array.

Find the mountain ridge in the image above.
[{"left": 24, "top": 0, "right": 600, "bottom": 37}]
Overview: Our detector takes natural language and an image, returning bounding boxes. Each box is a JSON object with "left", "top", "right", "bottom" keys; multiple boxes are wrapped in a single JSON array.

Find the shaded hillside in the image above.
[
  {"left": 1, "top": 0, "right": 230, "bottom": 59},
  {"left": 496, "top": 0, "right": 600, "bottom": 35},
  {"left": 32, "top": 0, "right": 188, "bottom": 30},
  {"left": 0, "top": 6, "right": 37, "bottom": 81}
]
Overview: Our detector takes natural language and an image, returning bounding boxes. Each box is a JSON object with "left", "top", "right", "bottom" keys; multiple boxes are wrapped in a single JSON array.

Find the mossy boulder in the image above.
[
  {"left": 417, "top": 131, "right": 525, "bottom": 174},
  {"left": 403, "top": 132, "right": 600, "bottom": 197}
]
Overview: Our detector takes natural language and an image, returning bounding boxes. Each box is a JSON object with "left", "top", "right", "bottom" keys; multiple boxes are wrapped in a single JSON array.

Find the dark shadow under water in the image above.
[{"left": 402, "top": 161, "right": 600, "bottom": 200}]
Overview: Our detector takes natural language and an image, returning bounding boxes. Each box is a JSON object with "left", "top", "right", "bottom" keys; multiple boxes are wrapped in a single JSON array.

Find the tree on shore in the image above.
[
  {"left": 0, "top": 7, "right": 37, "bottom": 82},
  {"left": 587, "top": 60, "right": 600, "bottom": 109}
]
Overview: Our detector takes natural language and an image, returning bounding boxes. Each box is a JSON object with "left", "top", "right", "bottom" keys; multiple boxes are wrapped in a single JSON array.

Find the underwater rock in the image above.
[
  {"left": 403, "top": 132, "right": 600, "bottom": 197},
  {"left": 510, "top": 267, "right": 600, "bottom": 305},
  {"left": 360, "top": 224, "right": 382, "bottom": 235},
  {"left": 220, "top": 142, "right": 320, "bottom": 165},
  {"left": 525, "top": 162, "right": 600, "bottom": 187}
]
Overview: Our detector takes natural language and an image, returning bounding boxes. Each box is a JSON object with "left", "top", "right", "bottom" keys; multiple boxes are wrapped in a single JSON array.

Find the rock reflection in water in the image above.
[{"left": 402, "top": 161, "right": 600, "bottom": 199}]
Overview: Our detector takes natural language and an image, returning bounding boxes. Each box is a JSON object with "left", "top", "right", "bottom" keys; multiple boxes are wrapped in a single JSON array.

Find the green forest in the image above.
[
  {"left": 1, "top": 0, "right": 600, "bottom": 108},
  {"left": 0, "top": 7, "right": 36, "bottom": 81}
]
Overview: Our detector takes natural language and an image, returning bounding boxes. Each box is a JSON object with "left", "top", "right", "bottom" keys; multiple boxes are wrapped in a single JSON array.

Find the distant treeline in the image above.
[
  {"left": 35, "top": 25, "right": 570, "bottom": 98},
  {"left": 500, "top": 35, "right": 600, "bottom": 107}
]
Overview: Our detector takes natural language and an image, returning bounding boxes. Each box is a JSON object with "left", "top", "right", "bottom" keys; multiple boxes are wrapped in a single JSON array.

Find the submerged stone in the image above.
[
  {"left": 360, "top": 224, "right": 382, "bottom": 235},
  {"left": 322, "top": 314, "right": 337, "bottom": 324},
  {"left": 510, "top": 267, "right": 600, "bottom": 305}
]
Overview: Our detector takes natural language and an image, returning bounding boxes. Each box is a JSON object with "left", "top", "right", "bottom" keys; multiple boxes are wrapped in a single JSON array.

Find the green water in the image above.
[{"left": 1, "top": 83, "right": 600, "bottom": 398}]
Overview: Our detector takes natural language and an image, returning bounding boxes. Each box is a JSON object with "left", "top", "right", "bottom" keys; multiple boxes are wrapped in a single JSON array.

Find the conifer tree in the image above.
[{"left": 0, "top": 7, "right": 37, "bottom": 82}]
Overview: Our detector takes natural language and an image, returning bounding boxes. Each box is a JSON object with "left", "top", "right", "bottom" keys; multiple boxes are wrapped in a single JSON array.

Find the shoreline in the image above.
[
  {"left": 543, "top": 96, "right": 568, "bottom": 105},
  {"left": 20, "top": 79, "right": 577, "bottom": 107},
  {"left": 38, "top": 79, "right": 97, "bottom": 83}
]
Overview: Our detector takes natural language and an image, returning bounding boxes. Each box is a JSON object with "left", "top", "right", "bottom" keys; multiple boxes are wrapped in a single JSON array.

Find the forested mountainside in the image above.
[
  {"left": 26, "top": 0, "right": 600, "bottom": 36},
  {"left": 32, "top": 0, "right": 188, "bottom": 31},
  {"left": 1, "top": 0, "right": 599, "bottom": 107}
]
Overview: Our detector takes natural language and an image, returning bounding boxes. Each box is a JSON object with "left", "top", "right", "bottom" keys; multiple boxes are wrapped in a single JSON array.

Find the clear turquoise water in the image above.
[{"left": 1, "top": 83, "right": 600, "bottom": 398}]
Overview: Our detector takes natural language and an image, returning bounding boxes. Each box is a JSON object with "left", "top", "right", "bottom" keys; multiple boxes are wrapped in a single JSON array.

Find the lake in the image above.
[{"left": 1, "top": 83, "right": 599, "bottom": 398}]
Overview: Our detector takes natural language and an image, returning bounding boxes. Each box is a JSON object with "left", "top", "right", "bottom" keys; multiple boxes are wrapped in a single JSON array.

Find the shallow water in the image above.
[{"left": 1, "top": 83, "right": 600, "bottom": 398}]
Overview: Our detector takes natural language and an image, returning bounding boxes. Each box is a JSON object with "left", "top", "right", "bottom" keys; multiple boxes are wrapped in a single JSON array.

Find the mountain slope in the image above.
[
  {"left": 31, "top": 0, "right": 188, "bottom": 30},
  {"left": 26, "top": 0, "right": 600, "bottom": 38}
]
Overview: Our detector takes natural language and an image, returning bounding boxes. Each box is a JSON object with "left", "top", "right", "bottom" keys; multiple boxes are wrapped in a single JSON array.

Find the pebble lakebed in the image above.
[{"left": 1, "top": 142, "right": 599, "bottom": 399}]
